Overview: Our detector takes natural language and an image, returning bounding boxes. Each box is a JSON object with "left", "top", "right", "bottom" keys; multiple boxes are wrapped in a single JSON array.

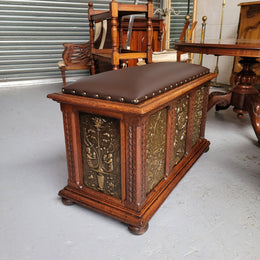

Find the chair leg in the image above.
[
  {"left": 177, "top": 51, "right": 181, "bottom": 62},
  {"left": 90, "top": 58, "right": 96, "bottom": 75},
  {"left": 60, "top": 67, "right": 66, "bottom": 87}
]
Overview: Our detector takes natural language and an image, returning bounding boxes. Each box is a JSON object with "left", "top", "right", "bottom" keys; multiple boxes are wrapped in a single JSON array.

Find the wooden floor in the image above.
[{"left": 0, "top": 82, "right": 259, "bottom": 260}]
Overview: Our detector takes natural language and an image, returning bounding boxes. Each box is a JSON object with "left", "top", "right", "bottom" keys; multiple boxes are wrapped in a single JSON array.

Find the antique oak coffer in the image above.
[{"left": 47, "top": 62, "right": 216, "bottom": 235}]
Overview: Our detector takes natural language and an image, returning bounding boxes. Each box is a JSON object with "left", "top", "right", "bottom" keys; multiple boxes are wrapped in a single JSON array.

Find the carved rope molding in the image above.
[{"left": 63, "top": 111, "right": 76, "bottom": 184}]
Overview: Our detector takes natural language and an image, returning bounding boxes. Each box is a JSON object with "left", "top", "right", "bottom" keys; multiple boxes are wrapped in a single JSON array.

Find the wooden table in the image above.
[{"left": 174, "top": 39, "right": 260, "bottom": 144}]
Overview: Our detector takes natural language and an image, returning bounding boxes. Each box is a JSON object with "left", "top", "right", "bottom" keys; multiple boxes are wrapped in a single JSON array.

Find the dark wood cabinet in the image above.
[
  {"left": 93, "top": 18, "right": 164, "bottom": 73},
  {"left": 120, "top": 18, "right": 164, "bottom": 66}
]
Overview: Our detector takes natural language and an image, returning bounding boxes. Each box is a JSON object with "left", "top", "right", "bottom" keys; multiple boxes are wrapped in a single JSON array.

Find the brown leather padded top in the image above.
[{"left": 63, "top": 62, "right": 209, "bottom": 104}]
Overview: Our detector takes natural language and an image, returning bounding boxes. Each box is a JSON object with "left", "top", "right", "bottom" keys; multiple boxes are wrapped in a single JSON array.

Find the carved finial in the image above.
[
  {"left": 202, "top": 16, "right": 207, "bottom": 22},
  {"left": 185, "top": 14, "right": 190, "bottom": 21},
  {"left": 88, "top": 2, "right": 93, "bottom": 7}
]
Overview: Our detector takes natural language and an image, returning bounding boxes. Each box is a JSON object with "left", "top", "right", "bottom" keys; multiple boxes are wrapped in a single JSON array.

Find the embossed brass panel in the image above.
[
  {"left": 79, "top": 113, "right": 121, "bottom": 199},
  {"left": 146, "top": 108, "right": 167, "bottom": 194},
  {"left": 192, "top": 87, "right": 205, "bottom": 146},
  {"left": 173, "top": 96, "right": 189, "bottom": 165}
]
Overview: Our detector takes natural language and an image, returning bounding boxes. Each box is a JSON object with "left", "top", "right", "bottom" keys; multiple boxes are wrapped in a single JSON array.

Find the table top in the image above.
[
  {"left": 238, "top": 1, "right": 260, "bottom": 6},
  {"left": 174, "top": 39, "right": 260, "bottom": 58}
]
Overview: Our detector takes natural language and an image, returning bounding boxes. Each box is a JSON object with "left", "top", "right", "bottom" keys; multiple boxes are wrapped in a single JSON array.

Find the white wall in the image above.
[{"left": 194, "top": 0, "right": 254, "bottom": 85}]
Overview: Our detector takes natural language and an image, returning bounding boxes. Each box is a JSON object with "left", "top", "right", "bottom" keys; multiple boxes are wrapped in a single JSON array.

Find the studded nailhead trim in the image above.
[{"left": 63, "top": 69, "right": 209, "bottom": 104}]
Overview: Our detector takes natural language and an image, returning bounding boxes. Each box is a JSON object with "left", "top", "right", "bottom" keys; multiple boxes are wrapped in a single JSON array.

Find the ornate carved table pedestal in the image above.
[
  {"left": 175, "top": 39, "right": 260, "bottom": 143},
  {"left": 48, "top": 62, "right": 216, "bottom": 234}
]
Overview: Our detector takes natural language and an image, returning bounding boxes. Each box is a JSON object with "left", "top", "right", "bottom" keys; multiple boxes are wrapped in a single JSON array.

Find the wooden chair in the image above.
[
  {"left": 58, "top": 20, "right": 109, "bottom": 86},
  {"left": 58, "top": 42, "right": 91, "bottom": 87},
  {"left": 88, "top": 0, "right": 153, "bottom": 74},
  {"left": 176, "top": 19, "right": 197, "bottom": 62},
  {"left": 152, "top": 19, "right": 197, "bottom": 63}
]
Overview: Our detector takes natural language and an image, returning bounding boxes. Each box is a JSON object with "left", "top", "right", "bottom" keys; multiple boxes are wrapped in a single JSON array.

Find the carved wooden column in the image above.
[
  {"left": 232, "top": 58, "right": 259, "bottom": 117},
  {"left": 165, "top": 103, "right": 177, "bottom": 177},
  {"left": 110, "top": 0, "right": 119, "bottom": 70},
  {"left": 60, "top": 104, "right": 83, "bottom": 205},
  {"left": 88, "top": 2, "right": 96, "bottom": 75},
  {"left": 124, "top": 116, "right": 147, "bottom": 211},
  {"left": 146, "top": 0, "right": 153, "bottom": 63}
]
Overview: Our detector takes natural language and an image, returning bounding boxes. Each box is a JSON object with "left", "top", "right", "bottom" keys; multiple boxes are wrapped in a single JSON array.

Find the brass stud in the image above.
[
  {"left": 133, "top": 99, "right": 139, "bottom": 104},
  {"left": 144, "top": 95, "right": 148, "bottom": 99},
  {"left": 152, "top": 92, "right": 156, "bottom": 96},
  {"left": 107, "top": 96, "right": 112, "bottom": 100},
  {"left": 83, "top": 91, "right": 87, "bottom": 96},
  {"left": 170, "top": 84, "right": 173, "bottom": 88},
  {"left": 158, "top": 90, "right": 162, "bottom": 93},
  {"left": 62, "top": 88, "right": 65, "bottom": 92},
  {"left": 120, "top": 97, "right": 125, "bottom": 102},
  {"left": 164, "top": 87, "right": 167, "bottom": 91},
  {"left": 72, "top": 90, "right": 76, "bottom": 94},
  {"left": 95, "top": 94, "right": 99, "bottom": 98}
]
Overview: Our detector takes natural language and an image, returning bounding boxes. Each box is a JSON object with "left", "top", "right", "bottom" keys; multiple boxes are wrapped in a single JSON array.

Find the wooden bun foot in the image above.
[
  {"left": 204, "top": 146, "right": 210, "bottom": 153},
  {"left": 61, "top": 197, "right": 75, "bottom": 206},
  {"left": 128, "top": 223, "right": 149, "bottom": 235}
]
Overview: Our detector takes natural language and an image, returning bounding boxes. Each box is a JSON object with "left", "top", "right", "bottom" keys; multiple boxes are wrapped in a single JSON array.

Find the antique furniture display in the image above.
[
  {"left": 88, "top": 0, "right": 153, "bottom": 74},
  {"left": 48, "top": 62, "right": 216, "bottom": 235},
  {"left": 232, "top": 1, "right": 260, "bottom": 85},
  {"left": 174, "top": 39, "right": 260, "bottom": 143}
]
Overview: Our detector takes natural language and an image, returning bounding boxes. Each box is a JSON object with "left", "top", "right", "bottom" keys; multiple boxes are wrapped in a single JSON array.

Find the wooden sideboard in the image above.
[{"left": 232, "top": 1, "right": 260, "bottom": 85}]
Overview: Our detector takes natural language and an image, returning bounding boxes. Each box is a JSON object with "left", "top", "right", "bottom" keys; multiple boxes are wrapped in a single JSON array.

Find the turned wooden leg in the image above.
[
  {"left": 61, "top": 197, "right": 75, "bottom": 206},
  {"left": 111, "top": 13, "right": 119, "bottom": 71},
  {"left": 60, "top": 67, "right": 66, "bottom": 87},
  {"left": 207, "top": 91, "right": 232, "bottom": 111},
  {"left": 245, "top": 93, "right": 260, "bottom": 144},
  {"left": 113, "top": 65, "right": 119, "bottom": 70},
  {"left": 128, "top": 223, "right": 149, "bottom": 235}
]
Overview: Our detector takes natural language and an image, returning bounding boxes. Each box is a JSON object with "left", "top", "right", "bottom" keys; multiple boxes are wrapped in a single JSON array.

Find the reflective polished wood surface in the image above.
[
  {"left": 174, "top": 39, "right": 260, "bottom": 144},
  {"left": 175, "top": 39, "right": 260, "bottom": 57}
]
